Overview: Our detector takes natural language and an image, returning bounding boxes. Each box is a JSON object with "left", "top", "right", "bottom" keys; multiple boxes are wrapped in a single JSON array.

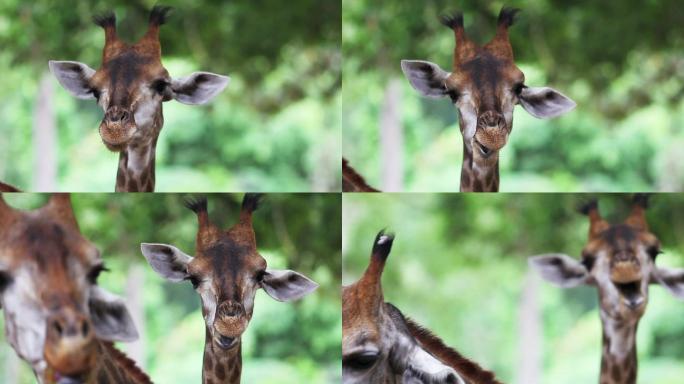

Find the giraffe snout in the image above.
[{"left": 44, "top": 311, "right": 97, "bottom": 377}]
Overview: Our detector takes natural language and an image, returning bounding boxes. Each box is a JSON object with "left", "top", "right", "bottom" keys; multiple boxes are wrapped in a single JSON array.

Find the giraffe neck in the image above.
[
  {"left": 202, "top": 330, "right": 242, "bottom": 384},
  {"left": 42, "top": 341, "right": 151, "bottom": 384},
  {"left": 459, "top": 140, "right": 499, "bottom": 192},
  {"left": 599, "top": 312, "right": 639, "bottom": 384},
  {"left": 115, "top": 140, "right": 157, "bottom": 192}
]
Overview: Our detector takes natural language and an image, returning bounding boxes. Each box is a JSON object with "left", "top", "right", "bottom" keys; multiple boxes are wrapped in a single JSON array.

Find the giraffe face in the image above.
[
  {"left": 0, "top": 195, "right": 137, "bottom": 383},
  {"left": 531, "top": 197, "right": 684, "bottom": 323},
  {"left": 342, "top": 232, "right": 464, "bottom": 384},
  {"left": 188, "top": 232, "right": 269, "bottom": 350},
  {"left": 49, "top": 6, "right": 229, "bottom": 153},
  {"left": 581, "top": 224, "right": 659, "bottom": 319},
  {"left": 141, "top": 195, "right": 318, "bottom": 352},
  {"left": 401, "top": 7, "right": 575, "bottom": 162}
]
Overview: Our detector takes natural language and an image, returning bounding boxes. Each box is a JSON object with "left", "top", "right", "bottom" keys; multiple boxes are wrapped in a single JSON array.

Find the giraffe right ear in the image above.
[
  {"left": 400, "top": 60, "right": 451, "bottom": 99},
  {"left": 529, "top": 253, "right": 592, "bottom": 287},
  {"left": 48, "top": 60, "right": 97, "bottom": 99},
  {"left": 140, "top": 243, "right": 193, "bottom": 282}
]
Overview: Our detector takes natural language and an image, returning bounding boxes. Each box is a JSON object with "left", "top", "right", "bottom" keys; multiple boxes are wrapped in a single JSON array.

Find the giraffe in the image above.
[
  {"left": 401, "top": 7, "right": 576, "bottom": 192},
  {"left": 343, "top": 158, "right": 380, "bottom": 192},
  {"left": 49, "top": 5, "right": 229, "bottom": 192},
  {"left": 0, "top": 193, "right": 150, "bottom": 383},
  {"left": 140, "top": 194, "right": 319, "bottom": 383},
  {"left": 529, "top": 195, "right": 684, "bottom": 384},
  {"left": 343, "top": 230, "right": 502, "bottom": 384}
]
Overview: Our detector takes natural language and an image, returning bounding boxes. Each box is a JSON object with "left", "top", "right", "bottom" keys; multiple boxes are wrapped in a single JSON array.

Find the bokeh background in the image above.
[
  {"left": 343, "top": 193, "right": 684, "bottom": 384},
  {"left": 343, "top": 0, "right": 684, "bottom": 191},
  {"left": 0, "top": 0, "right": 341, "bottom": 192},
  {"left": 0, "top": 193, "right": 341, "bottom": 383}
]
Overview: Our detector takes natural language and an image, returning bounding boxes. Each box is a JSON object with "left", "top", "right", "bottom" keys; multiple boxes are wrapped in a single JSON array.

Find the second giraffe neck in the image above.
[
  {"left": 459, "top": 140, "right": 499, "bottom": 192},
  {"left": 115, "top": 141, "right": 157, "bottom": 192},
  {"left": 202, "top": 331, "right": 242, "bottom": 384},
  {"left": 599, "top": 313, "right": 639, "bottom": 384}
]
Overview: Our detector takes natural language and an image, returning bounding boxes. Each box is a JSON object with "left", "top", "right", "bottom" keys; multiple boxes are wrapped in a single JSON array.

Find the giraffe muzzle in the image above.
[
  {"left": 44, "top": 312, "right": 97, "bottom": 379},
  {"left": 99, "top": 107, "right": 137, "bottom": 150}
]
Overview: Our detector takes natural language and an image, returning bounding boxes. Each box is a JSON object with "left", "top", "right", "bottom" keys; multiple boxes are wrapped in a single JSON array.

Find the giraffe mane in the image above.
[
  {"left": 404, "top": 317, "right": 504, "bottom": 384},
  {"left": 101, "top": 342, "right": 153, "bottom": 384},
  {"left": 342, "top": 158, "right": 380, "bottom": 192},
  {"left": 0, "top": 181, "right": 20, "bottom": 192}
]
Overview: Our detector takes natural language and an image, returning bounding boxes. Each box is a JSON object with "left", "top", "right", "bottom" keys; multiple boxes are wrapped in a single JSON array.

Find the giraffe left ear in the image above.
[
  {"left": 48, "top": 60, "right": 97, "bottom": 100},
  {"left": 519, "top": 86, "right": 576, "bottom": 119},
  {"left": 260, "top": 269, "right": 319, "bottom": 302},
  {"left": 88, "top": 286, "right": 139, "bottom": 342},
  {"left": 650, "top": 267, "right": 684, "bottom": 300},
  {"left": 170, "top": 72, "right": 230, "bottom": 105},
  {"left": 529, "top": 253, "right": 591, "bottom": 287}
]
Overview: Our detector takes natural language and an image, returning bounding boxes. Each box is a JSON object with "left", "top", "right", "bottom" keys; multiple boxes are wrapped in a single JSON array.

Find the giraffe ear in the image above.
[
  {"left": 48, "top": 60, "right": 97, "bottom": 100},
  {"left": 650, "top": 267, "right": 684, "bottom": 300},
  {"left": 519, "top": 86, "right": 576, "bottom": 119},
  {"left": 88, "top": 286, "right": 139, "bottom": 342},
  {"left": 400, "top": 60, "right": 451, "bottom": 99},
  {"left": 260, "top": 269, "right": 319, "bottom": 302},
  {"left": 170, "top": 72, "right": 230, "bottom": 105},
  {"left": 529, "top": 253, "right": 591, "bottom": 287},
  {"left": 140, "top": 243, "right": 193, "bottom": 282}
]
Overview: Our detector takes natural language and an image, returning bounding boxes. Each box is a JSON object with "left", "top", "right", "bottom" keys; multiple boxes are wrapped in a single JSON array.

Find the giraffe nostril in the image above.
[
  {"left": 81, "top": 321, "right": 89, "bottom": 337},
  {"left": 53, "top": 320, "right": 63, "bottom": 336}
]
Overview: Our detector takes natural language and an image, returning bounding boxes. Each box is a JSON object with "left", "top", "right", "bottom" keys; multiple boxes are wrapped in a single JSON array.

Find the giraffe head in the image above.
[
  {"left": 141, "top": 194, "right": 318, "bottom": 352},
  {"left": 401, "top": 7, "right": 575, "bottom": 163},
  {"left": 530, "top": 195, "right": 684, "bottom": 322},
  {"left": 49, "top": 5, "right": 229, "bottom": 152},
  {"left": 343, "top": 231, "right": 464, "bottom": 384},
  {"left": 0, "top": 194, "right": 138, "bottom": 383}
]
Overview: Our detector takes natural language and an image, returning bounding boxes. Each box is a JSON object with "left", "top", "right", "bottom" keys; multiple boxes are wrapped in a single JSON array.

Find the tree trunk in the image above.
[
  {"left": 380, "top": 79, "right": 403, "bottom": 191},
  {"left": 33, "top": 72, "right": 57, "bottom": 191},
  {"left": 516, "top": 271, "right": 542, "bottom": 384},
  {"left": 124, "top": 264, "right": 146, "bottom": 369}
]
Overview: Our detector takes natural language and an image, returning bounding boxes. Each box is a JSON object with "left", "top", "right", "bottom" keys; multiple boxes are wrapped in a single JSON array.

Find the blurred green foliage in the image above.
[
  {"left": 0, "top": 0, "right": 341, "bottom": 191},
  {"left": 0, "top": 193, "right": 341, "bottom": 383},
  {"left": 343, "top": 193, "right": 684, "bottom": 383},
  {"left": 343, "top": 0, "right": 684, "bottom": 191}
]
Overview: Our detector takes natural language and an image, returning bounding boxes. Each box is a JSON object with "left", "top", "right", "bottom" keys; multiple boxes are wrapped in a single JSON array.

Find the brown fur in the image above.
[{"left": 342, "top": 158, "right": 380, "bottom": 192}]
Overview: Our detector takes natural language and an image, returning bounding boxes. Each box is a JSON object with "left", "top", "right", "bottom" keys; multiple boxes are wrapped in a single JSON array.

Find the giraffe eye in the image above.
[
  {"left": 0, "top": 271, "right": 12, "bottom": 292},
  {"left": 91, "top": 88, "right": 101, "bottom": 100},
  {"left": 513, "top": 83, "right": 525, "bottom": 95},
  {"left": 87, "top": 264, "right": 109, "bottom": 284},
  {"left": 255, "top": 270, "right": 266, "bottom": 282},
  {"left": 343, "top": 351, "right": 380, "bottom": 371},
  {"left": 188, "top": 275, "right": 201, "bottom": 289},
  {"left": 151, "top": 79, "right": 169, "bottom": 95},
  {"left": 647, "top": 246, "right": 662, "bottom": 261}
]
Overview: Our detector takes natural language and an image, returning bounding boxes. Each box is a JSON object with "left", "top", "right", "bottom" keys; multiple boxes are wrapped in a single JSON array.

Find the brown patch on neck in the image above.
[
  {"left": 342, "top": 158, "right": 380, "bottom": 192},
  {"left": 405, "top": 318, "right": 503, "bottom": 384}
]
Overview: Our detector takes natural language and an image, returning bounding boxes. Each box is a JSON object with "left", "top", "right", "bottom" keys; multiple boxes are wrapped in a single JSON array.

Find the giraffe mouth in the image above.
[
  {"left": 54, "top": 372, "right": 85, "bottom": 384},
  {"left": 214, "top": 334, "right": 239, "bottom": 350},
  {"left": 474, "top": 139, "right": 494, "bottom": 158}
]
